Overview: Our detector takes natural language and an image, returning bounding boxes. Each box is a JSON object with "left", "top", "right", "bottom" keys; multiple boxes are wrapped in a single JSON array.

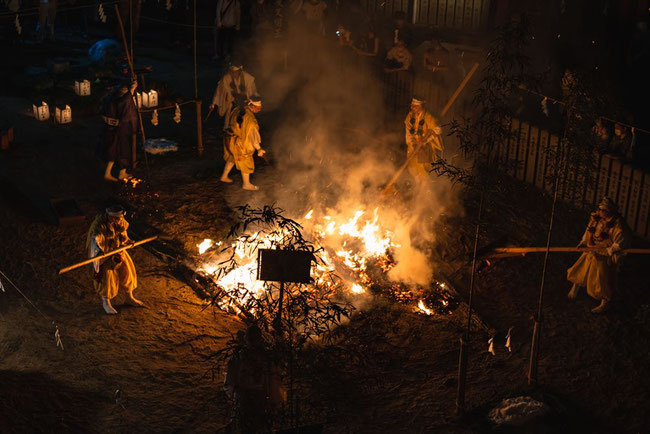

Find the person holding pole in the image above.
[
  {"left": 567, "top": 197, "right": 631, "bottom": 313},
  {"left": 87, "top": 206, "right": 143, "bottom": 314},
  {"left": 101, "top": 79, "right": 139, "bottom": 182},
  {"left": 404, "top": 97, "right": 442, "bottom": 180}
]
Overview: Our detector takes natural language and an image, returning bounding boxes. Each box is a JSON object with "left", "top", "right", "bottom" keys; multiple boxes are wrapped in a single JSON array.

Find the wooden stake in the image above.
[{"left": 196, "top": 99, "right": 204, "bottom": 156}]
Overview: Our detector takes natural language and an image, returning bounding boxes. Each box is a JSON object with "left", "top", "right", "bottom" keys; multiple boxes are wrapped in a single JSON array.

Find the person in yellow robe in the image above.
[
  {"left": 209, "top": 63, "right": 259, "bottom": 129},
  {"left": 567, "top": 197, "right": 631, "bottom": 313},
  {"left": 87, "top": 206, "right": 143, "bottom": 314},
  {"left": 221, "top": 97, "right": 266, "bottom": 190},
  {"left": 404, "top": 97, "right": 443, "bottom": 179}
]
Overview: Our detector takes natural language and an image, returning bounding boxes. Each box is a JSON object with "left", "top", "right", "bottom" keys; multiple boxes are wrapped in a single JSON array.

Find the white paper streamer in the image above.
[
  {"left": 151, "top": 109, "right": 159, "bottom": 126},
  {"left": 14, "top": 14, "right": 22, "bottom": 35},
  {"left": 505, "top": 327, "right": 513, "bottom": 352},
  {"left": 488, "top": 337, "right": 495, "bottom": 356},
  {"left": 173, "top": 103, "right": 181, "bottom": 123},
  {"left": 98, "top": 3, "right": 107, "bottom": 23}
]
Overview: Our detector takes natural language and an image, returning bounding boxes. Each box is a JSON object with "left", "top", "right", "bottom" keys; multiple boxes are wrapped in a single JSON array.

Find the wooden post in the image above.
[
  {"left": 196, "top": 100, "right": 204, "bottom": 156},
  {"left": 456, "top": 335, "right": 468, "bottom": 415}
]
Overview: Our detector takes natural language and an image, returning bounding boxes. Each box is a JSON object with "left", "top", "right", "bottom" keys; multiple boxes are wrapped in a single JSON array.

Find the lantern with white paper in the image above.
[
  {"left": 55, "top": 105, "right": 72, "bottom": 124},
  {"left": 74, "top": 80, "right": 91, "bottom": 96},
  {"left": 142, "top": 90, "right": 158, "bottom": 108},
  {"left": 33, "top": 102, "right": 50, "bottom": 121}
]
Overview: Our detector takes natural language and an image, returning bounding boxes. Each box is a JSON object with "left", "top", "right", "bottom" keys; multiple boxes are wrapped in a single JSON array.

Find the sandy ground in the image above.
[{"left": 1, "top": 30, "right": 650, "bottom": 434}]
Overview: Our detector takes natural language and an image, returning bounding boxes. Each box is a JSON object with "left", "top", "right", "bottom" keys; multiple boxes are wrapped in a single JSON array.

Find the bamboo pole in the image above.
[
  {"left": 381, "top": 63, "right": 479, "bottom": 195},
  {"left": 115, "top": 5, "right": 146, "bottom": 169},
  {"left": 196, "top": 100, "right": 204, "bottom": 156},
  {"left": 487, "top": 247, "right": 650, "bottom": 257},
  {"left": 58, "top": 236, "right": 158, "bottom": 275}
]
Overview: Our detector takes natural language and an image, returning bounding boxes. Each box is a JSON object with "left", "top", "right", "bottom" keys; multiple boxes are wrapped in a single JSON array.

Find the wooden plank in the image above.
[
  {"left": 516, "top": 121, "right": 530, "bottom": 181},
  {"left": 438, "top": 0, "right": 448, "bottom": 27},
  {"left": 446, "top": 0, "right": 455, "bottom": 28},
  {"left": 463, "top": 0, "right": 474, "bottom": 29},
  {"left": 608, "top": 158, "right": 622, "bottom": 202},
  {"left": 508, "top": 118, "right": 520, "bottom": 176},
  {"left": 455, "top": 0, "right": 465, "bottom": 28},
  {"left": 481, "top": 0, "right": 491, "bottom": 29},
  {"left": 638, "top": 174, "right": 650, "bottom": 239},
  {"left": 596, "top": 154, "right": 612, "bottom": 202},
  {"left": 618, "top": 164, "right": 632, "bottom": 218},
  {"left": 627, "top": 169, "right": 643, "bottom": 231},
  {"left": 545, "top": 134, "right": 559, "bottom": 194},
  {"left": 534, "top": 129, "right": 549, "bottom": 189},
  {"left": 429, "top": 0, "right": 439, "bottom": 25},
  {"left": 472, "top": 0, "right": 482, "bottom": 29},
  {"left": 525, "top": 126, "right": 539, "bottom": 184}
]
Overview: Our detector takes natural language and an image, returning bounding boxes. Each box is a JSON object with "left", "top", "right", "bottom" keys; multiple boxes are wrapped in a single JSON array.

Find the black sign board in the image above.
[{"left": 257, "top": 249, "right": 314, "bottom": 284}]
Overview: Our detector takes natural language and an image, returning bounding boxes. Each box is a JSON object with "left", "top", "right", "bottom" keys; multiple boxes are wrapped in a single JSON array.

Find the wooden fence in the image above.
[
  {"left": 379, "top": 73, "right": 650, "bottom": 239},
  {"left": 496, "top": 119, "right": 650, "bottom": 239},
  {"left": 360, "top": 0, "right": 492, "bottom": 30}
]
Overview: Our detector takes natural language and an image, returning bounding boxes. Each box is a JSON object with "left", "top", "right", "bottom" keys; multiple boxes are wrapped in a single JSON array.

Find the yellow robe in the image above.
[
  {"left": 404, "top": 109, "right": 442, "bottom": 178},
  {"left": 88, "top": 219, "right": 137, "bottom": 300},
  {"left": 224, "top": 107, "right": 261, "bottom": 175},
  {"left": 567, "top": 213, "right": 629, "bottom": 301}
]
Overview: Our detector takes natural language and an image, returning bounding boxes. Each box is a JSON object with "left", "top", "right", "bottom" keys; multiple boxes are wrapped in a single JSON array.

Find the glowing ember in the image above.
[
  {"left": 350, "top": 283, "right": 366, "bottom": 294},
  {"left": 304, "top": 209, "right": 314, "bottom": 219},
  {"left": 197, "top": 238, "right": 214, "bottom": 254},
  {"left": 417, "top": 299, "right": 434, "bottom": 315},
  {"left": 123, "top": 177, "right": 142, "bottom": 188}
]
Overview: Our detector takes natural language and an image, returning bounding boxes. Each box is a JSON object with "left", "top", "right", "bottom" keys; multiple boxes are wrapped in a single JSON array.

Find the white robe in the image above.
[{"left": 211, "top": 71, "right": 258, "bottom": 128}]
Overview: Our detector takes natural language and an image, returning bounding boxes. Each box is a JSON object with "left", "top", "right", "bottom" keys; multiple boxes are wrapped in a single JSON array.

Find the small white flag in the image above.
[
  {"left": 541, "top": 97, "right": 549, "bottom": 117},
  {"left": 173, "top": 103, "right": 181, "bottom": 123},
  {"left": 54, "top": 325, "right": 64, "bottom": 350},
  {"left": 488, "top": 337, "right": 495, "bottom": 356},
  {"left": 505, "top": 327, "right": 513, "bottom": 352},
  {"left": 14, "top": 14, "right": 22, "bottom": 35},
  {"left": 98, "top": 3, "right": 107, "bottom": 23},
  {"left": 0, "top": 278, "right": 5, "bottom": 292}
]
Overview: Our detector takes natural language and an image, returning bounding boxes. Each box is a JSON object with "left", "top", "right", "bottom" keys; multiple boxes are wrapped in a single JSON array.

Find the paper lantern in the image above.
[
  {"left": 142, "top": 90, "right": 158, "bottom": 108},
  {"left": 74, "top": 79, "right": 91, "bottom": 96},
  {"left": 33, "top": 101, "right": 50, "bottom": 121},
  {"left": 55, "top": 105, "right": 72, "bottom": 124}
]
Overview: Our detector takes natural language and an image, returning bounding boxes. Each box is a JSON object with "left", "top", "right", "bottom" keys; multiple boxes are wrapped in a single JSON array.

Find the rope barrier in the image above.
[
  {"left": 522, "top": 87, "right": 650, "bottom": 136},
  {"left": 0, "top": 1, "right": 119, "bottom": 19},
  {"left": 138, "top": 99, "right": 197, "bottom": 113}
]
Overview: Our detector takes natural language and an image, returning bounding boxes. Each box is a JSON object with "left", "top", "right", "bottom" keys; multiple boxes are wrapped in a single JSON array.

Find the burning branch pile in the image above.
[{"left": 195, "top": 205, "right": 457, "bottom": 336}]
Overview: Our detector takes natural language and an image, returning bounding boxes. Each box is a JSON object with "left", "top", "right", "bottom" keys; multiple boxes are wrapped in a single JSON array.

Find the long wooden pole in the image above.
[
  {"left": 58, "top": 236, "right": 158, "bottom": 275},
  {"left": 381, "top": 63, "right": 480, "bottom": 195},
  {"left": 487, "top": 247, "right": 650, "bottom": 257},
  {"left": 115, "top": 4, "right": 146, "bottom": 169}
]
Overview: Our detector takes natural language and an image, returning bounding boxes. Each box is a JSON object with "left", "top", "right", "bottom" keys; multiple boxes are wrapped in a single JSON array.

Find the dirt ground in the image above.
[{"left": 1, "top": 29, "right": 650, "bottom": 434}]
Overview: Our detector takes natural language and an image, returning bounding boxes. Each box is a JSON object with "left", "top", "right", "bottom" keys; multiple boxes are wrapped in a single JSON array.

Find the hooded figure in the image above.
[
  {"left": 101, "top": 79, "right": 139, "bottom": 181},
  {"left": 567, "top": 197, "right": 631, "bottom": 313}
]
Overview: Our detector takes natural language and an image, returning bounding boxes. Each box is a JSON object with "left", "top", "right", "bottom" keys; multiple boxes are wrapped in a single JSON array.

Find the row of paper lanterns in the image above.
[{"left": 33, "top": 82, "right": 159, "bottom": 124}]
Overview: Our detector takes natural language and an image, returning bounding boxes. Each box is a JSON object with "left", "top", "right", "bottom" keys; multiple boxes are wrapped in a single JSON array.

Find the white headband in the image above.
[{"left": 411, "top": 98, "right": 425, "bottom": 105}]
